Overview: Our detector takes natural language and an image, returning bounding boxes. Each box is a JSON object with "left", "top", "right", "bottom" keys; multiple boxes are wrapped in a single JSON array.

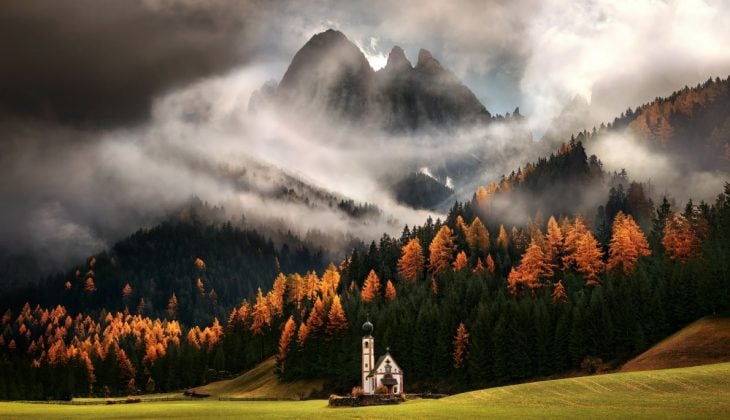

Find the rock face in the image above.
[{"left": 255, "top": 29, "right": 491, "bottom": 130}]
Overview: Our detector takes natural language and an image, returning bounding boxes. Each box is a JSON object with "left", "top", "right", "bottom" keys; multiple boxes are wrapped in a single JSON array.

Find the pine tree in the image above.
[
  {"left": 384, "top": 280, "right": 397, "bottom": 301},
  {"left": 452, "top": 322, "right": 470, "bottom": 369},
  {"left": 486, "top": 254, "right": 496, "bottom": 274},
  {"left": 429, "top": 226, "right": 456, "bottom": 274},
  {"left": 361, "top": 270, "right": 381, "bottom": 303}
]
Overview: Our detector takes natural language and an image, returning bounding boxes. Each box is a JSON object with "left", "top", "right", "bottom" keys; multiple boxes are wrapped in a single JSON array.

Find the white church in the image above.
[{"left": 361, "top": 318, "right": 404, "bottom": 395}]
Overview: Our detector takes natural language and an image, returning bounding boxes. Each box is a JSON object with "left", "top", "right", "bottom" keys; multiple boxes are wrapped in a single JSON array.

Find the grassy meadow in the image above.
[{"left": 1, "top": 362, "right": 729, "bottom": 419}]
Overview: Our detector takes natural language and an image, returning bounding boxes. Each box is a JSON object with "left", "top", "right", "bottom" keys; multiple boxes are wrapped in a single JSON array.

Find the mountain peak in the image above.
[
  {"left": 384, "top": 46, "right": 412, "bottom": 72},
  {"left": 416, "top": 48, "right": 443, "bottom": 73}
]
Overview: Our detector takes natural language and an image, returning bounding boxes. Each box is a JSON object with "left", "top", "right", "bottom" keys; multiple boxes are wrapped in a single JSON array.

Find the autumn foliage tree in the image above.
[
  {"left": 361, "top": 270, "right": 381, "bottom": 303},
  {"left": 545, "top": 216, "right": 564, "bottom": 264},
  {"left": 325, "top": 295, "right": 348, "bottom": 336},
  {"left": 466, "top": 217, "right": 490, "bottom": 255},
  {"left": 384, "top": 280, "right": 396, "bottom": 301},
  {"left": 452, "top": 322, "right": 469, "bottom": 368},
  {"left": 507, "top": 240, "right": 554, "bottom": 294},
  {"left": 250, "top": 288, "right": 272, "bottom": 336},
  {"left": 573, "top": 230, "right": 605, "bottom": 286},
  {"left": 397, "top": 239, "right": 424, "bottom": 283},
  {"left": 662, "top": 212, "right": 701, "bottom": 263},
  {"left": 277, "top": 316, "right": 296, "bottom": 373},
  {"left": 453, "top": 251, "right": 468, "bottom": 271},
  {"left": 429, "top": 225, "right": 456, "bottom": 274},
  {"left": 607, "top": 212, "right": 651, "bottom": 275}
]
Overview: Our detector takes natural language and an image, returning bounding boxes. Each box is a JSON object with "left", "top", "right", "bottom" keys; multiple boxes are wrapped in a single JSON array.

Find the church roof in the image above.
[{"left": 366, "top": 351, "right": 401, "bottom": 378}]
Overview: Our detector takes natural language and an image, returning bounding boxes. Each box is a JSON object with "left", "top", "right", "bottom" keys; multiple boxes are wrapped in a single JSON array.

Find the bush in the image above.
[
  {"left": 374, "top": 385, "right": 388, "bottom": 395},
  {"left": 351, "top": 386, "right": 364, "bottom": 397},
  {"left": 580, "top": 356, "right": 603, "bottom": 374}
]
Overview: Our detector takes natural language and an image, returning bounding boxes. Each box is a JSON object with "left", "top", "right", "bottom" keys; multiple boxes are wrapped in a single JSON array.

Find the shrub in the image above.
[
  {"left": 374, "top": 385, "right": 388, "bottom": 395},
  {"left": 351, "top": 386, "right": 364, "bottom": 397}
]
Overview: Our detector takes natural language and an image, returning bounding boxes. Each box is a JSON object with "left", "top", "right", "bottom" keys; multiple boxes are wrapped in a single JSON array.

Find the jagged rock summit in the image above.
[{"left": 253, "top": 29, "right": 491, "bottom": 130}]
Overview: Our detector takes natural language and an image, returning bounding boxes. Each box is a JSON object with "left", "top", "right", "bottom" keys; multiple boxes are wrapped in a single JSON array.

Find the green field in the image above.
[{"left": 1, "top": 362, "right": 729, "bottom": 419}]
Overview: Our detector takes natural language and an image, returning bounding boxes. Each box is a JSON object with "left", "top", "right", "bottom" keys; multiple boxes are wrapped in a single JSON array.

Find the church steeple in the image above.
[{"left": 361, "top": 315, "right": 375, "bottom": 394}]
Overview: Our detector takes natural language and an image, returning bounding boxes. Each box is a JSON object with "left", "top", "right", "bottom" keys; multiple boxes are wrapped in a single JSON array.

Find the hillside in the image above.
[
  {"left": 621, "top": 316, "right": 730, "bottom": 372},
  {"left": 2, "top": 362, "right": 729, "bottom": 418},
  {"left": 192, "top": 357, "right": 324, "bottom": 400}
]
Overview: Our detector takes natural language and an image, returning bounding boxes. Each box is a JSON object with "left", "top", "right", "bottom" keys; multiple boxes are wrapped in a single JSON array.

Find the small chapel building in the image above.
[{"left": 361, "top": 318, "right": 404, "bottom": 395}]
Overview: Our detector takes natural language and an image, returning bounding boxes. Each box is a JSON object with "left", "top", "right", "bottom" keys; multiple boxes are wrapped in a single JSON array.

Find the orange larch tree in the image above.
[
  {"left": 397, "top": 238, "right": 424, "bottom": 283},
  {"left": 306, "top": 297, "right": 326, "bottom": 332},
  {"left": 269, "top": 274, "right": 287, "bottom": 317},
  {"left": 384, "top": 280, "right": 397, "bottom": 301},
  {"left": 562, "top": 216, "right": 589, "bottom": 271},
  {"left": 473, "top": 258, "right": 485, "bottom": 273},
  {"left": 545, "top": 216, "right": 564, "bottom": 265},
  {"left": 607, "top": 212, "right": 651, "bottom": 275},
  {"left": 320, "top": 263, "right": 341, "bottom": 302},
  {"left": 574, "top": 231, "right": 605, "bottom": 286},
  {"left": 452, "top": 322, "right": 470, "bottom": 368},
  {"left": 507, "top": 240, "right": 554, "bottom": 294},
  {"left": 486, "top": 254, "right": 496, "bottom": 274},
  {"left": 453, "top": 251, "right": 468, "bottom": 271},
  {"left": 429, "top": 225, "right": 456, "bottom": 274},
  {"left": 466, "top": 217, "right": 490, "bottom": 256},
  {"left": 250, "top": 288, "right": 272, "bottom": 336},
  {"left": 296, "top": 322, "right": 310, "bottom": 347},
  {"left": 662, "top": 212, "right": 701, "bottom": 263},
  {"left": 496, "top": 224, "right": 509, "bottom": 252},
  {"left": 361, "top": 270, "right": 381, "bottom": 303},
  {"left": 551, "top": 280, "right": 568, "bottom": 304},
  {"left": 325, "top": 295, "right": 348, "bottom": 337},
  {"left": 277, "top": 316, "right": 296, "bottom": 372}
]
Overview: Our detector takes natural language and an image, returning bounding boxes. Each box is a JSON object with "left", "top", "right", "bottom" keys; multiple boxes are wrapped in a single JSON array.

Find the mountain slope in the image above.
[
  {"left": 193, "top": 357, "right": 324, "bottom": 400},
  {"left": 621, "top": 316, "right": 730, "bottom": 372}
]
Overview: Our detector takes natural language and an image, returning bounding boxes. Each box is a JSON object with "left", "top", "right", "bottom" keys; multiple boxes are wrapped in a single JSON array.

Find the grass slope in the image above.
[
  {"left": 622, "top": 315, "right": 730, "bottom": 372},
  {"left": 192, "top": 357, "right": 324, "bottom": 399},
  {"left": 2, "top": 362, "right": 729, "bottom": 419}
]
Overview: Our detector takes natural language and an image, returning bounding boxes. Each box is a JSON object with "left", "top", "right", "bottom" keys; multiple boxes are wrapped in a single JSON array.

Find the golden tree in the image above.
[
  {"left": 452, "top": 322, "right": 470, "bottom": 368},
  {"left": 562, "top": 216, "right": 589, "bottom": 271},
  {"left": 545, "top": 216, "right": 564, "bottom": 264},
  {"left": 84, "top": 277, "right": 96, "bottom": 293},
  {"left": 453, "top": 251, "right": 468, "bottom": 271},
  {"left": 574, "top": 231, "right": 605, "bottom": 286},
  {"left": 473, "top": 258, "right": 485, "bottom": 273},
  {"left": 306, "top": 297, "right": 326, "bottom": 332},
  {"left": 325, "top": 295, "right": 348, "bottom": 336},
  {"left": 466, "top": 217, "right": 490, "bottom": 255},
  {"left": 607, "top": 212, "right": 651, "bottom": 275},
  {"left": 486, "top": 254, "right": 496, "bottom": 274},
  {"left": 662, "top": 212, "right": 701, "bottom": 263},
  {"left": 269, "top": 274, "right": 287, "bottom": 317},
  {"left": 397, "top": 239, "right": 424, "bottom": 283},
  {"left": 194, "top": 257, "right": 206, "bottom": 270},
  {"left": 250, "top": 288, "right": 272, "bottom": 336},
  {"left": 429, "top": 225, "right": 456, "bottom": 274},
  {"left": 384, "top": 280, "right": 397, "bottom": 301},
  {"left": 320, "top": 263, "right": 341, "bottom": 301},
  {"left": 122, "top": 283, "right": 133, "bottom": 299},
  {"left": 551, "top": 280, "right": 568, "bottom": 304},
  {"left": 277, "top": 316, "right": 297, "bottom": 371},
  {"left": 507, "top": 240, "right": 554, "bottom": 294},
  {"left": 496, "top": 225, "right": 509, "bottom": 252},
  {"left": 361, "top": 270, "right": 381, "bottom": 303},
  {"left": 297, "top": 322, "right": 310, "bottom": 347}
]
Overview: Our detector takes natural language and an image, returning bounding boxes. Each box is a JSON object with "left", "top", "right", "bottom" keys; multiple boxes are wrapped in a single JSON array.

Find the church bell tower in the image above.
[{"left": 361, "top": 316, "right": 375, "bottom": 394}]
